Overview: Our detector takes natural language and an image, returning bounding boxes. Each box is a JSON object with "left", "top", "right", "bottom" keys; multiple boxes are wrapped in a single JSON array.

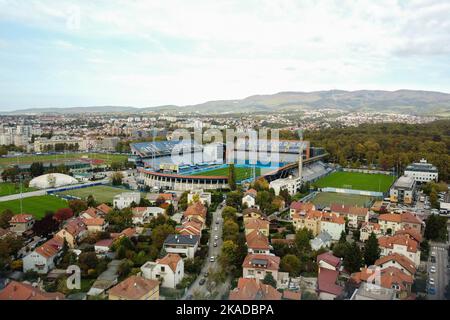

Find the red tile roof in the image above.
[
  {"left": 282, "top": 290, "right": 301, "bottom": 300},
  {"left": 378, "top": 234, "right": 418, "bottom": 253},
  {"left": 84, "top": 217, "right": 106, "bottom": 226},
  {"left": 395, "top": 228, "right": 423, "bottom": 243},
  {"left": 245, "top": 218, "right": 269, "bottom": 231},
  {"left": 156, "top": 253, "right": 182, "bottom": 272},
  {"left": 108, "top": 275, "right": 159, "bottom": 300},
  {"left": 317, "top": 267, "right": 343, "bottom": 296},
  {"left": 351, "top": 266, "right": 413, "bottom": 292},
  {"left": 290, "top": 201, "right": 314, "bottom": 213},
  {"left": 96, "top": 203, "right": 112, "bottom": 214},
  {"left": 317, "top": 252, "right": 342, "bottom": 268},
  {"left": 229, "top": 278, "right": 282, "bottom": 300},
  {"left": 35, "top": 237, "right": 63, "bottom": 259},
  {"left": 375, "top": 253, "right": 416, "bottom": 275},
  {"left": 184, "top": 202, "right": 207, "bottom": 219},
  {"left": 246, "top": 230, "right": 270, "bottom": 250},
  {"left": 95, "top": 239, "right": 114, "bottom": 248},
  {"left": 242, "top": 254, "right": 280, "bottom": 271},
  {"left": 10, "top": 214, "right": 34, "bottom": 224},
  {"left": 0, "top": 281, "right": 65, "bottom": 300}
]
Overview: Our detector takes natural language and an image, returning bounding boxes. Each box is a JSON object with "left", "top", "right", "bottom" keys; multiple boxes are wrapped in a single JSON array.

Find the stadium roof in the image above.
[{"left": 130, "top": 140, "right": 203, "bottom": 158}]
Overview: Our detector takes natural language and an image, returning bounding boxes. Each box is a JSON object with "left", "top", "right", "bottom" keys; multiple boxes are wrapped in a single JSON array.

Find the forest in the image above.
[{"left": 304, "top": 119, "right": 450, "bottom": 181}]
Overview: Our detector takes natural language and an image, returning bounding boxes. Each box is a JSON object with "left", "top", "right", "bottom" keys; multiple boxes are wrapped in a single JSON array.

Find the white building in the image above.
[
  {"left": 389, "top": 175, "right": 416, "bottom": 205},
  {"left": 163, "top": 234, "right": 200, "bottom": 259},
  {"left": 319, "top": 213, "right": 345, "bottom": 241},
  {"left": 113, "top": 192, "right": 141, "bottom": 209},
  {"left": 141, "top": 253, "right": 184, "bottom": 289},
  {"left": 242, "top": 194, "right": 256, "bottom": 208},
  {"left": 269, "top": 176, "right": 301, "bottom": 196},
  {"left": 187, "top": 189, "right": 212, "bottom": 206},
  {"left": 23, "top": 238, "right": 63, "bottom": 274},
  {"left": 132, "top": 207, "right": 165, "bottom": 225},
  {"left": 404, "top": 159, "right": 438, "bottom": 183}
]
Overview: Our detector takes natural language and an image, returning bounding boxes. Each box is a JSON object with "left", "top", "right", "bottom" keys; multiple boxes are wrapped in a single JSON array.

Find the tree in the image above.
[
  {"left": 178, "top": 191, "right": 189, "bottom": 211},
  {"left": 222, "top": 206, "right": 237, "bottom": 222},
  {"left": 343, "top": 242, "right": 363, "bottom": 273},
  {"left": 151, "top": 224, "right": 175, "bottom": 250},
  {"left": 30, "top": 162, "right": 45, "bottom": 177},
  {"left": 78, "top": 252, "right": 99, "bottom": 273},
  {"left": 155, "top": 196, "right": 166, "bottom": 207},
  {"left": 424, "top": 214, "right": 448, "bottom": 241},
  {"left": 364, "top": 232, "right": 381, "bottom": 266},
  {"left": 295, "top": 228, "right": 312, "bottom": 253},
  {"left": 110, "top": 161, "right": 123, "bottom": 171},
  {"left": 165, "top": 203, "right": 175, "bottom": 216},
  {"left": 32, "top": 212, "right": 59, "bottom": 237},
  {"left": 54, "top": 208, "right": 74, "bottom": 222},
  {"left": 68, "top": 199, "right": 88, "bottom": 215},
  {"left": 262, "top": 273, "right": 277, "bottom": 288},
  {"left": 106, "top": 208, "right": 133, "bottom": 230},
  {"left": 223, "top": 220, "right": 239, "bottom": 242},
  {"left": 87, "top": 195, "right": 97, "bottom": 207},
  {"left": 228, "top": 164, "right": 237, "bottom": 190},
  {"left": 420, "top": 239, "right": 430, "bottom": 261},
  {"left": 225, "top": 190, "right": 243, "bottom": 208},
  {"left": 280, "top": 254, "right": 301, "bottom": 277},
  {"left": 111, "top": 172, "right": 124, "bottom": 186},
  {"left": 0, "top": 209, "right": 14, "bottom": 228},
  {"left": 332, "top": 241, "right": 351, "bottom": 258},
  {"left": 252, "top": 178, "right": 269, "bottom": 191},
  {"left": 218, "top": 240, "right": 239, "bottom": 273}
]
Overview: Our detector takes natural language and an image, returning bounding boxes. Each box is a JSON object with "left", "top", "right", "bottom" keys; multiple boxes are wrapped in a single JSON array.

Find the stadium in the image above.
[{"left": 131, "top": 139, "right": 328, "bottom": 191}]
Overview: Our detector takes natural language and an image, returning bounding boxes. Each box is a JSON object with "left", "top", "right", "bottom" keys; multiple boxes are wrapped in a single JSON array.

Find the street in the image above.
[
  {"left": 182, "top": 202, "right": 230, "bottom": 299},
  {"left": 427, "top": 224, "right": 450, "bottom": 300}
]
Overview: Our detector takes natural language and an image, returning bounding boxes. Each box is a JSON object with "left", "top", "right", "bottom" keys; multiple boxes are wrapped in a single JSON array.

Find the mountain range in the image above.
[{"left": 3, "top": 89, "right": 450, "bottom": 116}]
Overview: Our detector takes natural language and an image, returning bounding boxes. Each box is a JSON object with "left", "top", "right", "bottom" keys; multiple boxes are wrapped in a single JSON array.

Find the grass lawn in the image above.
[
  {"left": 0, "top": 153, "right": 128, "bottom": 168},
  {"left": 189, "top": 165, "right": 261, "bottom": 182},
  {"left": 311, "top": 192, "right": 374, "bottom": 207},
  {"left": 57, "top": 185, "right": 135, "bottom": 204},
  {"left": 0, "top": 182, "right": 36, "bottom": 196},
  {"left": 0, "top": 195, "right": 69, "bottom": 219},
  {"left": 313, "top": 171, "right": 395, "bottom": 192}
]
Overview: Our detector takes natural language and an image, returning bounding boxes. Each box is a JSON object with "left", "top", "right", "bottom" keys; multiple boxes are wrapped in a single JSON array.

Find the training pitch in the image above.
[
  {"left": 311, "top": 192, "right": 375, "bottom": 207},
  {"left": 57, "top": 185, "right": 132, "bottom": 204},
  {"left": 0, "top": 195, "right": 69, "bottom": 219},
  {"left": 313, "top": 171, "right": 395, "bottom": 192},
  {"left": 188, "top": 165, "right": 261, "bottom": 182}
]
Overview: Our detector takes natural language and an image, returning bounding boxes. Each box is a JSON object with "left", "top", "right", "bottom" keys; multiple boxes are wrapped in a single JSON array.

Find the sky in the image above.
[{"left": 0, "top": 0, "right": 449, "bottom": 110}]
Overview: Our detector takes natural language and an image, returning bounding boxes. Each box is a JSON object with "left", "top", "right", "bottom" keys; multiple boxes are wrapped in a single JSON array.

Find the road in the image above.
[
  {"left": 427, "top": 222, "right": 450, "bottom": 300},
  {"left": 183, "top": 202, "right": 229, "bottom": 299}
]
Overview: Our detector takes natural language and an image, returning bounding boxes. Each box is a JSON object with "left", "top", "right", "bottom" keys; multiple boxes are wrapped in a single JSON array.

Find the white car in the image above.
[
  {"left": 209, "top": 256, "right": 215, "bottom": 262},
  {"left": 214, "top": 235, "right": 219, "bottom": 240},
  {"left": 430, "top": 266, "right": 436, "bottom": 273},
  {"left": 429, "top": 278, "right": 435, "bottom": 285},
  {"left": 214, "top": 227, "right": 218, "bottom": 231}
]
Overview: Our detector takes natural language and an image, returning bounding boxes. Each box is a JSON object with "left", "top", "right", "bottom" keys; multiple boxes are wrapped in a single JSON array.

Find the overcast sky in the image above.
[{"left": 0, "top": 0, "right": 449, "bottom": 110}]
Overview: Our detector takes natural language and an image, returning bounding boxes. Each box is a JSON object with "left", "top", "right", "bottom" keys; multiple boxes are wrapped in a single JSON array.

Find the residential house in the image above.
[
  {"left": 113, "top": 192, "right": 141, "bottom": 209},
  {"left": 229, "top": 278, "right": 282, "bottom": 300},
  {"left": 188, "top": 189, "right": 211, "bottom": 206},
  {"left": 0, "top": 280, "right": 65, "bottom": 300},
  {"left": 94, "top": 239, "right": 114, "bottom": 254},
  {"left": 330, "top": 204, "right": 369, "bottom": 229},
  {"left": 246, "top": 230, "right": 271, "bottom": 254},
  {"left": 141, "top": 253, "right": 184, "bottom": 289},
  {"left": 317, "top": 252, "right": 342, "bottom": 271},
  {"left": 9, "top": 214, "right": 35, "bottom": 235},
  {"left": 244, "top": 218, "right": 270, "bottom": 237},
  {"left": 108, "top": 275, "right": 159, "bottom": 300},
  {"left": 176, "top": 220, "right": 203, "bottom": 236},
  {"left": 317, "top": 267, "right": 344, "bottom": 300},
  {"left": 389, "top": 175, "right": 416, "bottom": 204},
  {"left": 96, "top": 203, "right": 113, "bottom": 215},
  {"left": 359, "top": 222, "right": 382, "bottom": 242},
  {"left": 394, "top": 228, "right": 423, "bottom": 243},
  {"left": 320, "top": 212, "right": 345, "bottom": 241},
  {"left": 289, "top": 201, "right": 315, "bottom": 219},
  {"left": 23, "top": 237, "right": 64, "bottom": 274},
  {"left": 132, "top": 207, "right": 164, "bottom": 225},
  {"left": 183, "top": 202, "right": 207, "bottom": 225},
  {"left": 350, "top": 282, "right": 396, "bottom": 300},
  {"left": 282, "top": 290, "right": 302, "bottom": 300},
  {"left": 377, "top": 212, "right": 422, "bottom": 235},
  {"left": 350, "top": 266, "right": 413, "bottom": 300},
  {"left": 310, "top": 231, "right": 333, "bottom": 251},
  {"left": 242, "top": 254, "right": 280, "bottom": 284},
  {"left": 84, "top": 217, "right": 108, "bottom": 233},
  {"left": 374, "top": 253, "right": 416, "bottom": 277},
  {"left": 292, "top": 209, "right": 322, "bottom": 235},
  {"left": 163, "top": 234, "right": 200, "bottom": 259},
  {"left": 242, "top": 189, "right": 257, "bottom": 208},
  {"left": 243, "top": 207, "right": 264, "bottom": 222},
  {"left": 378, "top": 234, "right": 421, "bottom": 267},
  {"left": 55, "top": 217, "right": 87, "bottom": 248}
]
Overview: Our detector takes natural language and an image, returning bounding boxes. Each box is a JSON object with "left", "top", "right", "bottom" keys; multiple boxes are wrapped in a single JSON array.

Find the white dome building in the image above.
[{"left": 29, "top": 173, "right": 79, "bottom": 189}]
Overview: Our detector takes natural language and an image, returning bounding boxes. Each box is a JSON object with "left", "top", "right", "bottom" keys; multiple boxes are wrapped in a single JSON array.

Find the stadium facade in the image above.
[{"left": 132, "top": 139, "right": 327, "bottom": 191}]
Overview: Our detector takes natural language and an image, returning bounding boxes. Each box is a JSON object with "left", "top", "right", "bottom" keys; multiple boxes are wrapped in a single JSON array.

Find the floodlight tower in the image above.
[{"left": 297, "top": 128, "right": 304, "bottom": 180}]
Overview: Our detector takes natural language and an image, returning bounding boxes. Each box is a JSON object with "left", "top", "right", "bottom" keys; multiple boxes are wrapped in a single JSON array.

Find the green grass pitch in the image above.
[
  {"left": 0, "top": 195, "right": 69, "bottom": 219},
  {"left": 189, "top": 165, "right": 261, "bottom": 182},
  {"left": 0, "top": 182, "right": 37, "bottom": 197},
  {"left": 313, "top": 171, "right": 395, "bottom": 192},
  {"left": 57, "top": 185, "right": 132, "bottom": 204},
  {"left": 311, "top": 192, "right": 375, "bottom": 207}
]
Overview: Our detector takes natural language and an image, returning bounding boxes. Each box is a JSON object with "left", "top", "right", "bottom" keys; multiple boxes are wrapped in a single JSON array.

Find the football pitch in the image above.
[
  {"left": 0, "top": 195, "right": 69, "bottom": 219},
  {"left": 57, "top": 185, "right": 131, "bottom": 204},
  {"left": 189, "top": 165, "right": 261, "bottom": 182},
  {"left": 311, "top": 192, "right": 374, "bottom": 207},
  {"left": 0, "top": 182, "right": 36, "bottom": 196},
  {"left": 313, "top": 171, "right": 395, "bottom": 192}
]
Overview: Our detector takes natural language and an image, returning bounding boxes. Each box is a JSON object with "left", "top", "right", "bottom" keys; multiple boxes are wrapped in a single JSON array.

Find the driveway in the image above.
[{"left": 183, "top": 203, "right": 228, "bottom": 299}]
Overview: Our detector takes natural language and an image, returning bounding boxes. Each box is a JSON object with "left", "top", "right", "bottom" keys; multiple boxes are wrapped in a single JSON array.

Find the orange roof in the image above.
[
  {"left": 321, "top": 212, "right": 345, "bottom": 224},
  {"left": 229, "top": 278, "right": 281, "bottom": 300},
  {"left": 83, "top": 207, "right": 98, "bottom": 218},
  {"left": 243, "top": 254, "right": 280, "bottom": 271},
  {"left": 330, "top": 204, "right": 368, "bottom": 217},
  {"left": 378, "top": 234, "right": 418, "bottom": 253},
  {"left": 351, "top": 266, "right": 413, "bottom": 292},
  {"left": 305, "top": 210, "right": 323, "bottom": 220},
  {"left": 10, "top": 214, "right": 34, "bottom": 223},
  {"left": 158, "top": 193, "right": 174, "bottom": 201},
  {"left": 375, "top": 253, "right": 416, "bottom": 275},
  {"left": 0, "top": 281, "right": 65, "bottom": 300},
  {"left": 245, "top": 189, "right": 258, "bottom": 197},
  {"left": 361, "top": 221, "right": 381, "bottom": 231},
  {"left": 378, "top": 213, "right": 402, "bottom": 223},
  {"left": 400, "top": 212, "right": 422, "bottom": 225},
  {"left": 290, "top": 201, "right": 314, "bottom": 213},
  {"left": 84, "top": 218, "right": 106, "bottom": 226},
  {"left": 378, "top": 212, "right": 421, "bottom": 225},
  {"left": 156, "top": 253, "right": 182, "bottom": 272},
  {"left": 96, "top": 203, "right": 112, "bottom": 214},
  {"left": 184, "top": 202, "right": 207, "bottom": 219},
  {"left": 108, "top": 275, "right": 159, "bottom": 300},
  {"left": 246, "top": 230, "right": 270, "bottom": 250},
  {"left": 395, "top": 228, "right": 423, "bottom": 243},
  {"left": 245, "top": 218, "right": 269, "bottom": 231},
  {"left": 63, "top": 217, "right": 87, "bottom": 237},
  {"left": 283, "top": 290, "right": 301, "bottom": 300}
]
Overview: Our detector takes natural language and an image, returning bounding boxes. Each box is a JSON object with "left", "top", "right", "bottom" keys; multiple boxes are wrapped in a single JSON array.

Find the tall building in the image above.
[{"left": 404, "top": 158, "right": 438, "bottom": 183}]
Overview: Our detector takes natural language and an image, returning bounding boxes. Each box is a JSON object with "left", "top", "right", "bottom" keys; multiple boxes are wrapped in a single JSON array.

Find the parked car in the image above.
[
  {"left": 430, "top": 266, "right": 436, "bottom": 273},
  {"left": 204, "top": 272, "right": 209, "bottom": 277},
  {"left": 199, "top": 278, "right": 206, "bottom": 286},
  {"left": 428, "top": 286, "right": 436, "bottom": 295},
  {"left": 213, "top": 242, "right": 217, "bottom": 247},
  {"left": 214, "top": 235, "right": 219, "bottom": 240},
  {"left": 429, "top": 278, "right": 435, "bottom": 285},
  {"left": 210, "top": 256, "right": 215, "bottom": 262}
]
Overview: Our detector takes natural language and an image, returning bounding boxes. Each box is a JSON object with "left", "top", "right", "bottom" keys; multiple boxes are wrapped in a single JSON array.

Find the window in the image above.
[{"left": 161, "top": 266, "right": 165, "bottom": 272}]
